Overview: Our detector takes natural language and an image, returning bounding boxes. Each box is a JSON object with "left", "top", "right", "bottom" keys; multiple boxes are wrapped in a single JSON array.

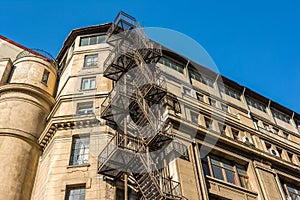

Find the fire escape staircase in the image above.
[{"left": 98, "top": 11, "right": 186, "bottom": 200}]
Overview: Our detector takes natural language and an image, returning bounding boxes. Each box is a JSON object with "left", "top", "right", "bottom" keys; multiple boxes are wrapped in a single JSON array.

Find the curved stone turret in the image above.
[{"left": 0, "top": 54, "right": 57, "bottom": 199}]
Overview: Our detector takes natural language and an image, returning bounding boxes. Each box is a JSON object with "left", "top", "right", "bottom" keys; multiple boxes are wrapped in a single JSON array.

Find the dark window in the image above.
[
  {"left": 159, "top": 57, "right": 184, "bottom": 74},
  {"left": 191, "top": 112, "right": 199, "bottom": 124},
  {"left": 202, "top": 154, "right": 250, "bottom": 189},
  {"left": 253, "top": 119, "right": 259, "bottom": 130},
  {"left": 80, "top": 35, "right": 106, "bottom": 46},
  {"left": 205, "top": 118, "right": 213, "bottom": 129},
  {"left": 281, "top": 180, "right": 300, "bottom": 200},
  {"left": 66, "top": 185, "right": 86, "bottom": 200},
  {"left": 221, "top": 104, "right": 228, "bottom": 112},
  {"left": 209, "top": 98, "right": 217, "bottom": 108},
  {"left": 77, "top": 102, "right": 93, "bottom": 115},
  {"left": 232, "top": 129, "right": 240, "bottom": 141},
  {"left": 283, "top": 132, "right": 290, "bottom": 140},
  {"left": 42, "top": 70, "right": 50, "bottom": 84},
  {"left": 246, "top": 97, "right": 266, "bottom": 112},
  {"left": 83, "top": 54, "right": 98, "bottom": 68},
  {"left": 220, "top": 85, "right": 241, "bottom": 100},
  {"left": 271, "top": 109, "right": 291, "bottom": 124},
  {"left": 218, "top": 123, "right": 226, "bottom": 135},
  {"left": 196, "top": 93, "right": 204, "bottom": 101},
  {"left": 70, "top": 136, "right": 90, "bottom": 165},
  {"left": 189, "top": 69, "right": 214, "bottom": 87},
  {"left": 183, "top": 87, "right": 191, "bottom": 96}
]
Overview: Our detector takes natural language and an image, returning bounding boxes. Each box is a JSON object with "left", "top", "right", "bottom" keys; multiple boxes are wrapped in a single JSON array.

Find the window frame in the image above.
[
  {"left": 190, "top": 111, "right": 199, "bottom": 124},
  {"left": 41, "top": 69, "right": 50, "bottom": 85},
  {"left": 246, "top": 96, "right": 267, "bottom": 113},
  {"left": 76, "top": 102, "right": 93, "bottom": 115},
  {"left": 281, "top": 180, "right": 300, "bottom": 200},
  {"left": 69, "top": 135, "right": 90, "bottom": 166},
  {"left": 189, "top": 68, "right": 214, "bottom": 88},
  {"left": 83, "top": 54, "right": 98, "bottom": 68},
  {"left": 65, "top": 184, "right": 86, "bottom": 200},
  {"left": 81, "top": 77, "right": 96, "bottom": 90},
  {"left": 202, "top": 154, "right": 250, "bottom": 190},
  {"left": 158, "top": 57, "right": 184, "bottom": 74},
  {"left": 220, "top": 85, "right": 241, "bottom": 101},
  {"left": 271, "top": 108, "right": 291, "bottom": 124},
  {"left": 79, "top": 34, "right": 106, "bottom": 46}
]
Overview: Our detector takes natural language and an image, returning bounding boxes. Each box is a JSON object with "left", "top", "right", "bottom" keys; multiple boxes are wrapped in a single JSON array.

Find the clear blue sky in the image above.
[{"left": 1, "top": 0, "right": 299, "bottom": 113}]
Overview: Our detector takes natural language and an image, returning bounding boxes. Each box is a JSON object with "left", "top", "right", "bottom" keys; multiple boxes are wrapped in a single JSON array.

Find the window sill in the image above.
[
  {"left": 79, "top": 88, "right": 96, "bottom": 92},
  {"left": 82, "top": 66, "right": 98, "bottom": 69},
  {"left": 67, "top": 163, "right": 90, "bottom": 169},
  {"left": 40, "top": 81, "right": 48, "bottom": 87},
  {"left": 206, "top": 175, "right": 257, "bottom": 195}
]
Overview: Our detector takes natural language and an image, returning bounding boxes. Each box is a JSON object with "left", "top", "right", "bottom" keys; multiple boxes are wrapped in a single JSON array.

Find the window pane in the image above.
[
  {"left": 202, "top": 163, "right": 210, "bottom": 176},
  {"left": 212, "top": 165, "right": 224, "bottom": 180},
  {"left": 222, "top": 160, "right": 234, "bottom": 170},
  {"left": 225, "top": 170, "right": 236, "bottom": 184},
  {"left": 89, "top": 36, "right": 97, "bottom": 45},
  {"left": 66, "top": 186, "right": 86, "bottom": 200},
  {"left": 70, "top": 136, "right": 90, "bottom": 165},
  {"left": 210, "top": 157, "right": 221, "bottom": 166},
  {"left": 82, "top": 79, "right": 89, "bottom": 90},
  {"left": 80, "top": 37, "right": 89, "bottom": 46},
  {"left": 239, "top": 176, "right": 250, "bottom": 189},
  {"left": 84, "top": 54, "right": 98, "bottom": 68},
  {"left": 97, "top": 35, "right": 106, "bottom": 44},
  {"left": 90, "top": 79, "right": 96, "bottom": 89}
]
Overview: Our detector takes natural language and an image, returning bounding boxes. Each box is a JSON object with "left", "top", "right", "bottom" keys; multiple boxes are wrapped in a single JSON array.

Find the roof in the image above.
[{"left": 0, "top": 35, "right": 50, "bottom": 60}]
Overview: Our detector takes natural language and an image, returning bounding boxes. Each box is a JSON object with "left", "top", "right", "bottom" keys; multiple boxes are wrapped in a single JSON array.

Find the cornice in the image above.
[{"left": 0, "top": 83, "right": 56, "bottom": 105}]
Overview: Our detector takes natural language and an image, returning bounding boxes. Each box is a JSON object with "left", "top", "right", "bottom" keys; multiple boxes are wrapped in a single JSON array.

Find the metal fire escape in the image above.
[{"left": 98, "top": 11, "right": 187, "bottom": 200}]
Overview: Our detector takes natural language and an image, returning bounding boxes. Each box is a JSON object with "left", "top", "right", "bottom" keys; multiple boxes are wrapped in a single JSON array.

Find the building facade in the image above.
[{"left": 0, "top": 12, "right": 300, "bottom": 200}]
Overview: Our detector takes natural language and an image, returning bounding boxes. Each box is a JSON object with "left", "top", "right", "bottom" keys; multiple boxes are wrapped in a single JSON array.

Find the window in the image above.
[
  {"left": 196, "top": 93, "right": 204, "bottom": 101},
  {"left": 205, "top": 118, "right": 213, "bottom": 129},
  {"left": 281, "top": 180, "right": 300, "bottom": 200},
  {"left": 183, "top": 87, "right": 191, "bottom": 96},
  {"left": 42, "top": 70, "right": 50, "bottom": 84},
  {"left": 81, "top": 77, "right": 96, "bottom": 90},
  {"left": 220, "top": 85, "right": 241, "bottom": 100},
  {"left": 272, "top": 109, "right": 291, "bottom": 124},
  {"left": 253, "top": 119, "right": 259, "bottom": 130},
  {"left": 191, "top": 112, "right": 199, "bottom": 124},
  {"left": 116, "top": 187, "right": 139, "bottom": 200},
  {"left": 272, "top": 127, "right": 279, "bottom": 135},
  {"left": 246, "top": 97, "right": 266, "bottom": 112},
  {"left": 158, "top": 57, "right": 184, "bottom": 73},
  {"left": 77, "top": 102, "right": 93, "bottom": 115},
  {"left": 287, "top": 152, "right": 294, "bottom": 163},
  {"left": 283, "top": 132, "right": 290, "bottom": 140},
  {"left": 66, "top": 185, "right": 86, "bottom": 200},
  {"left": 263, "top": 123, "right": 270, "bottom": 131},
  {"left": 83, "top": 54, "right": 98, "bottom": 68},
  {"left": 70, "top": 136, "right": 90, "bottom": 165},
  {"left": 80, "top": 35, "right": 106, "bottom": 46},
  {"left": 202, "top": 155, "right": 250, "bottom": 189},
  {"left": 189, "top": 69, "right": 214, "bottom": 87},
  {"left": 218, "top": 123, "right": 226, "bottom": 135},
  {"left": 221, "top": 104, "right": 228, "bottom": 112},
  {"left": 232, "top": 129, "right": 240, "bottom": 141},
  {"left": 209, "top": 98, "right": 217, "bottom": 108}
]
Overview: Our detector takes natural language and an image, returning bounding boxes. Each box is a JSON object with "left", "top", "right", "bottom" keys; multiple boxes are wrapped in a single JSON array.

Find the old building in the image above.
[{"left": 0, "top": 12, "right": 300, "bottom": 200}]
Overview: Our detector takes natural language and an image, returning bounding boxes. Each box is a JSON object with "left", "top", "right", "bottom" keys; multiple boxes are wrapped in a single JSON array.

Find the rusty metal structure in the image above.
[{"left": 98, "top": 11, "right": 187, "bottom": 199}]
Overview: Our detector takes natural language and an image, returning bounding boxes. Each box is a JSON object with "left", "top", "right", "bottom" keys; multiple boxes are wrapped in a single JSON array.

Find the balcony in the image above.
[{"left": 98, "top": 133, "right": 143, "bottom": 178}]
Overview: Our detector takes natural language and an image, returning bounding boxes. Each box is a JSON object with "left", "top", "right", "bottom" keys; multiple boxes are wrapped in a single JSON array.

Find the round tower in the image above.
[{"left": 0, "top": 52, "right": 57, "bottom": 199}]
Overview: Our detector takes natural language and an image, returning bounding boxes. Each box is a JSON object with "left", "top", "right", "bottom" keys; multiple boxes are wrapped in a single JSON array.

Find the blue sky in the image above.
[{"left": 1, "top": 0, "right": 299, "bottom": 113}]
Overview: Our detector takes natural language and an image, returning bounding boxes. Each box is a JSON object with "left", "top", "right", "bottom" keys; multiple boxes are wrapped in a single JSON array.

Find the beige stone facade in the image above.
[{"left": 0, "top": 13, "right": 300, "bottom": 200}]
